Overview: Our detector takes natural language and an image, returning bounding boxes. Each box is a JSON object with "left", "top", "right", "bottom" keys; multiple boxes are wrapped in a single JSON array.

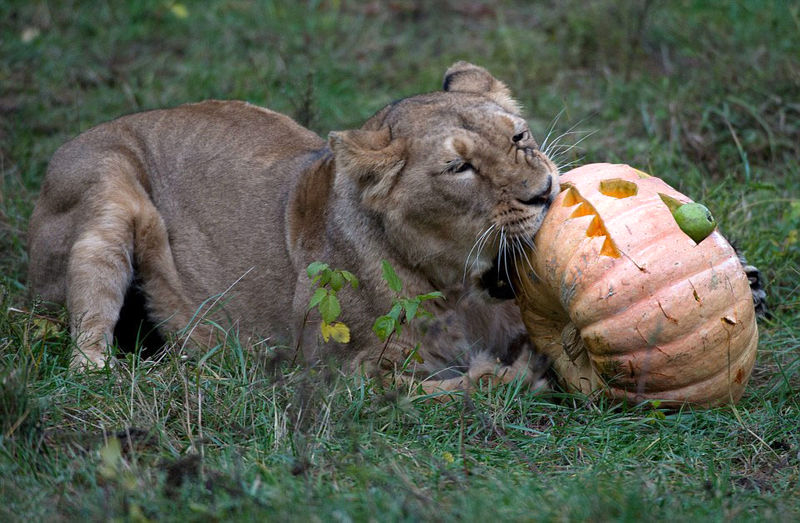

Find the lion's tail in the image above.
[{"left": 28, "top": 141, "right": 202, "bottom": 367}]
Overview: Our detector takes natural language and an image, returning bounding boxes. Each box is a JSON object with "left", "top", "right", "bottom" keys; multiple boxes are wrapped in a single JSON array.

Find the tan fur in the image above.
[{"left": 27, "top": 63, "right": 558, "bottom": 391}]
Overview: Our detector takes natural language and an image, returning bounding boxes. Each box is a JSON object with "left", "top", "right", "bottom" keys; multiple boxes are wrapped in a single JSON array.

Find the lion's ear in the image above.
[
  {"left": 442, "top": 61, "right": 521, "bottom": 115},
  {"left": 328, "top": 127, "right": 406, "bottom": 206}
]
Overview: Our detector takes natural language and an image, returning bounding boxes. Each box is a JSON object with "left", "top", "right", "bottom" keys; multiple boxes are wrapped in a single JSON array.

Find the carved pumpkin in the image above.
[{"left": 518, "top": 163, "right": 758, "bottom": 406}]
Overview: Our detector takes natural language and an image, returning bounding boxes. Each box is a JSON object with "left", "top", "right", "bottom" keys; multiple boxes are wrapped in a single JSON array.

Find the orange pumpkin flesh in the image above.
[{"left": 518, "top": 163, "right": 758, "bottom": 406}]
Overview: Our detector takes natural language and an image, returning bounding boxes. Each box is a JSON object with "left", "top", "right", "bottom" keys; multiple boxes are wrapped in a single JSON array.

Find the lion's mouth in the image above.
[{"left": 478, "top": 247, "right": 522, "bottom": 300}]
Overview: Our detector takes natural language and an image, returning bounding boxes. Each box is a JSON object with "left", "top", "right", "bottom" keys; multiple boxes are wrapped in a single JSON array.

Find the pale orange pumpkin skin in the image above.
[{"left": 519, "top": 163, "right": 757, "bottom": 406}]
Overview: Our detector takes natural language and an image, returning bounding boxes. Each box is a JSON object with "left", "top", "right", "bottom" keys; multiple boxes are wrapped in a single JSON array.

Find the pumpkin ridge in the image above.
[
  {"left": 569, "top": 243, "right": 744, "bottom": 330},
  {"left": 604, "top": 326, "right": 757, "bottom": 399},
  {"left": 584, "top": 304, "right": 755, "bottom": 361},
  {"left": 595, "top": 195, "right": 678, "bottom": 229},
  {"left": 552, "top": 205, "right": 715, "bottom": 321},
  {"left": 587, "top": 307, "right": 757, "bottom": 391},
  {"left": 590, "top": 317, "right": 755, "bottom": 388}
]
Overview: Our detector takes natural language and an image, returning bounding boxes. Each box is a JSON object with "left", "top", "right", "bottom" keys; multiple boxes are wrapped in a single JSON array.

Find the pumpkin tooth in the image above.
[
  {"left": 562, "top": 186, "right": 581, "bottom": 206},
  {"left": 585, "top": 215, "right": 605, "bottom": 237},
  {"left": 563, "top": 186, "right": 620, "bottom": 257},
  {"left": 600, "top": 236, "right": 621, "bottom": 258},
  {"left": 569, "top": 203, "right": 594, "bottom": 218}
]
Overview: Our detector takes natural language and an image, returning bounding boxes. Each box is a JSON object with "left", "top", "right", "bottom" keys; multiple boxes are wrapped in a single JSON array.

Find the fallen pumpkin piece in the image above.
[{"left": 517, "top": 163, "right": 758, "bottom": 407}]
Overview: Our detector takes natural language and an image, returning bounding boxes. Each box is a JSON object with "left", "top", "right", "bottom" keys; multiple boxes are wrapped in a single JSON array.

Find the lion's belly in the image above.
[{"left": 152, "top": 172, "right": 296, "bottom": 345}]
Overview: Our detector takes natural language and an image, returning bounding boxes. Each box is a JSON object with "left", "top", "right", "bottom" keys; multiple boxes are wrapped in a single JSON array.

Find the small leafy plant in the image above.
[
  {"left": 305, "top": 262, "right": 359, "bottom": 343},
  {"left": 302, "top": 260, "right": 444, "bottom": 368},
  {"left": 372, "top": 260, "right": 443, "bottom": 365}
]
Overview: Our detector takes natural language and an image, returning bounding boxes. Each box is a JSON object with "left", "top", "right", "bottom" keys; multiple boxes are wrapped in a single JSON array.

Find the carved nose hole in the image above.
[{"left": 599, "top": 179, "right": 638, "bottom": 198}]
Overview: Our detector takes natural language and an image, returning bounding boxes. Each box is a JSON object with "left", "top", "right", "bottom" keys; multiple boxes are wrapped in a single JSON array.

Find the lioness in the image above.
[{"left": 28, "top": 62, "right": 559, "bottom": 391}]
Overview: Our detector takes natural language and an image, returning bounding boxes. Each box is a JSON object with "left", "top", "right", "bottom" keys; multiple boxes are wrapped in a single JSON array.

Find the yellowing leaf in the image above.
[
  {"left": 32, "top": 317, "right": 61, "bottom": 340},
  {"left": 21, "top": 27, "right": 41, "bottom": 43},
  {"left": 442, "top": 451, "right": 454, "bottom": 464},
  {"left": 99, "top": 437, "right": 122, "bottom": 480},
  {"left": 128, "top": 503, "right": 152, "bottom": 523},
  {"left": 320, "top": 321, "right": 350, "bottom": 343},
  {"left": 788, "top": 200, "right": 800, "bottom": 222},
  {"left": 170, "top": 3, "right": 189, "bottom": 19},
  {"left": 402, "top": 344, "right": 424, "bottom": 365}
]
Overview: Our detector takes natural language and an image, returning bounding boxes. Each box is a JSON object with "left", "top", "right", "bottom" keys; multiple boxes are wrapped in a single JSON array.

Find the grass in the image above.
[{"left": 1, "top": 0, "right": 799, "bottom": 520}]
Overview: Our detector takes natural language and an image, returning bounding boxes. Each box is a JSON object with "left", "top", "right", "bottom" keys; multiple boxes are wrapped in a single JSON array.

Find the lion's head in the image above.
[{"left": 329, "top": 62, "right": 559, "bottom": 298}]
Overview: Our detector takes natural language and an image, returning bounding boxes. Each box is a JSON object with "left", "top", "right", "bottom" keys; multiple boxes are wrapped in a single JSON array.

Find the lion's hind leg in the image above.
[
  {"left": 68, "top": 172, "right": 211, "bottom": 368},
  {"left": 132, "top": 198, "right": 215, "bottom": 349}
]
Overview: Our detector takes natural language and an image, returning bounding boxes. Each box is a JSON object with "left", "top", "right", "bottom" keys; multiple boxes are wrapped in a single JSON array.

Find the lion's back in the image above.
[{"left": 28, "top": 100, "right": 325, "bottom": 335}]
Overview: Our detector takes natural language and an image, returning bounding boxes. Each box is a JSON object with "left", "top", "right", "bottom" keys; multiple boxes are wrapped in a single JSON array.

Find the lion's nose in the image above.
[{"left": 517, "top": 176, "right": 553, "bottom": 206}]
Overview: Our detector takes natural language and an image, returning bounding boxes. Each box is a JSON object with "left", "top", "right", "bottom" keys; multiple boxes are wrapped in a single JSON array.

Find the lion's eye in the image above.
[
  {"left": 453, "top": 162, "right": 475, "bottom": 174},
  {"left": 512, "top": 131, "right": 528, "bottom": 143}
]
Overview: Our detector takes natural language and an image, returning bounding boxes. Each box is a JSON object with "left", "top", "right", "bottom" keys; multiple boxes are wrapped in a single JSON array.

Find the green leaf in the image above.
[
  {"left": 329, "top": 271, "right": 344, "bottom": 292},
  {"left": 317, "top": 270, "right": 331, "bottom": 288},
  {"left": 318, "top": 294, "right": 341, "bottom": 323},
  {"left": 381, "top": 260, "right": 402, "bottom": 293},
  {"left": 417, "top": 291, "right": 444, "bottom": 301},
  {"left": 307, "top": 261, "right": 329, "bottom": 278},
  {"left": 341, "top": 270, "right": 359, "bottom": 289},
  {"left": 414, "top": 306, "right": 433, "bottom": 320},
  {"left": 404, "top": 299, "right": 420, "bottom": 322},
  {"left": 308, "top": 288, "right": 327, "bottom": 310},
  {"left": 389, "top": 302, "right": 404, "bottom": 321},
  {"left": 372, "top": 315, "right": 396, "bottom": 342},
  {"left": 386, "top": 302, "right": 404, "bottom": 336}
]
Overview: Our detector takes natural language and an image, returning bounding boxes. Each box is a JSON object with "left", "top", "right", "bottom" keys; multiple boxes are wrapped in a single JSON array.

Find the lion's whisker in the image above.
[
  {"left": 463, "top": 223, "right": 496, "bottom": 283},
  {"left": 517, "top": 236, "right": 536, "bottom": 275},
  {"left": 476, "top": 227, "right": 499, "bottom": 273},
  {"left": 542, "top": 117, "right": 594, "bottom": 159},
  {"left": 548, "top": 130, "right": 597, "bottom": 164},
  {"left": 473, "top": 225, "right": 497, "bottom": 269},
  {"left": 508, "top": 240, "right": 520, "bottom": 296},
  {"left": 539, "top": 107, "right": 565, "bottom": 155},
  {"left": 555, "top": 158, "right": 583, "bottom": 172},
  {"left": 543, "top": 126, "right": 583, "bottom": 157},
  {"left": 497, "top": 226, "right": 507, "bottom": 282}
]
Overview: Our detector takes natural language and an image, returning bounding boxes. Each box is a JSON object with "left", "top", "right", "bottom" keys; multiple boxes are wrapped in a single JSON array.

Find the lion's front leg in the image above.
[
  {"left": 735, "top": 248, "right": 769, "bottom": 318},
  {"left": 388, "top": 343, "right": 549, "bottom": 400}
]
